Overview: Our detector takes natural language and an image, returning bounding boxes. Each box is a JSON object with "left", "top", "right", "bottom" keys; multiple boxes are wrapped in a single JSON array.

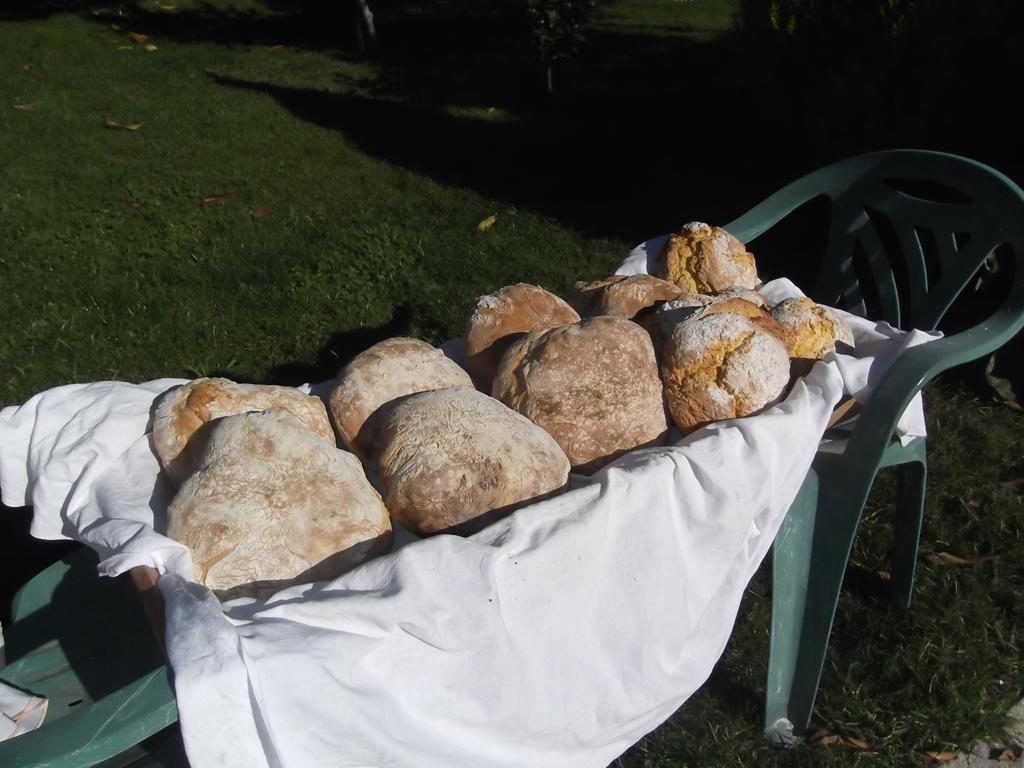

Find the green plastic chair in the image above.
[
  {"left": 724, "top": 149, "right": 1024, "bottom": 744},
  {"left": 0, "top": 546, "right": 183, "bottom": 767}
]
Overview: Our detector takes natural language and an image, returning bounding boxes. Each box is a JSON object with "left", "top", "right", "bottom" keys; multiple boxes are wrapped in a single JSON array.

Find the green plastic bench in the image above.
[
  {"left": 0, "top": 546, "right": 182, "bottom": 767},
  {"left": 725, "top": 149, "right": 1024, "bottom": 744}
]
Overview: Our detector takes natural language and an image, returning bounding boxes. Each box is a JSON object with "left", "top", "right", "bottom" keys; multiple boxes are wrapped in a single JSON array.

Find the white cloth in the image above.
[
  {"left": 0, "top": 678, "right": 47, "bottom": 742},
  {"left": 0, "top": 245, "right": 936, "bottom": 767}
]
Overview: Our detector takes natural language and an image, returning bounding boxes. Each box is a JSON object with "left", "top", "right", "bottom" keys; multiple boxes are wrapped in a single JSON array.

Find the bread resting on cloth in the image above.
[
  {"left": 656, "top": 222, "right": 759, "bottom": 293},
  {"left": 462, "top": 283, "right": 580, "bottom": 390},
  {"left": 328, "top": 337, "right": 473, "bottom": 457},
  {"left": 152, "top": 377, "right": 334, "bottom": 484},
  {"left": 492, "top": 315, "right": 669, "bottom": 474},
  {"left": 661, "top": 311, "right": 791, "bottom": 435},
  {"left": 769, "top": 296, "right": 855, "bottom": 360},
  {"left": 365, "top": 388, "right": 570, "bottom": 537},
  {"left": 165, "top": 408, "right": 392, "bottom": 600}
]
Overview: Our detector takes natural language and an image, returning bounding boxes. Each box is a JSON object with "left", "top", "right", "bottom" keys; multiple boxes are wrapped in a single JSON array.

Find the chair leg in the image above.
[
  {"left": 765, "top": 464, "right": 868, "bottom": 743},
  {"left": 765, "top": 471, "right": 817, "bottom": 746},
  {"left": 891, "top": 459, "right": 927, "bottom": 608}
]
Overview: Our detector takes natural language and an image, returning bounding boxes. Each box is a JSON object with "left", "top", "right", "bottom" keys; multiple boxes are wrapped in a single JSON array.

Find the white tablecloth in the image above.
[{"left": 0, "top": 245, "right": 937, "bottom": 767}]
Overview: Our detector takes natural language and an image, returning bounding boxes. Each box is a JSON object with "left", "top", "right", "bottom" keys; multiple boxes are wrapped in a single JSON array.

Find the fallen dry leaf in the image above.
[
  {"left": 158, "top": 3, "right": 177, "bottom": 8},
  {"left": 111, "top": 22, "right": 121, "bottom": 30},
  {"left": 129, "top": 32, "right": 151, "bottom": 43},
  {"left": 915, "top": 751, "right": 958, "bottom": 763},
  {"left": 144, "top": 44, "right": 158, "bottom": 52},
  {"left": 271, "top": 44, "right": 288, "bottom": 51},
  {"left": 924, "top": 551, "right": 1000, "bottom": 567},
  {"left": 251, "top": 207, "right": 271, "bottom": 217},
  {"left": 477, "top": 214, "right": 497, "bottom": 231},
  {"left": 990, "top": 746, "right": 1023, "bottom": 761},
  {"left": 13, "top": 103, "right": 35, "bottom": 110},
  {"left": 118, "top": 46, "right": 134, "bottom": 50},
  {"left": 22, "top": 63, "right": 31, "bottom": 70},
  {"left": 810, "top": 732, "right": 875, "bottom": 751},
  {"left": 201, "top": 192, "right": 237, "bottom": 205},
  {"left": 103, "top": 117, "right": 143, "bottom": 130}
]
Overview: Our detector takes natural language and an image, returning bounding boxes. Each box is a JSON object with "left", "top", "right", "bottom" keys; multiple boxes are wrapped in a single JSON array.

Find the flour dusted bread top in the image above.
[
  {"left": 770, "top": 297, "right": 855, "bottom": 360},
  {"left": 650, "top": 292, "right": 776, "bottom": 356},
  {"left": 328, "top": 337, "right": 473, "bottom": 455},
  {"left": 656, "top": 222, "right": 759, "bottom": 293},
  {"left": 661, "top": 311, "right": 791, "bottom": 434},
  {"left": 492, "top": 315, "right": 669, "bottom": 474},
  {"left": 166, "top": 409, "right": 392, "bottom": 600},
  {"left": 463, "top": 283, "right": 580, "bottom": 390},
  {"left": 152, "top": 377, "right": 334, "bottom": 484},
  {"left": 366, "top": 388, "right": 570, "bottom": 536},
  {"left": 572, "top": 274, "right": 683, "bottom": 319}
]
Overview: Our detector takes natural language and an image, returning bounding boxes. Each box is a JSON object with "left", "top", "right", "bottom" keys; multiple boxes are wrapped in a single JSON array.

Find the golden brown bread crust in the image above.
[
  {"left": 769, "top": 297, "right": 855, "bottom": 360},
  {"left": 462, "top": 283, "right": 580, "bottom": 391},
  {"left": 166, "top": 409, "right": 392, "bottom": 600},
  {"left": 328, "top": 337, "right": 473, "bottom": 456},
  {"left": 152, "top": 378, "right": 335, "bottom": 485},
  {"left": 661, "top": 312, "right": 791, "bottom": 434},
  {"left": 656, "top": 222, "right": 759, "bottom": 293},
  {"left": 367, "top": 388, "right": 570, "bottom": 537},
  {"left": 572, "top": 274, "right": 683, "bottom": 319},
  {"left": 650, "top": 294, "right": 780, "bottom": 358},
  {"left": 492, "top": 316, "right": 669, "bottom": 474}
]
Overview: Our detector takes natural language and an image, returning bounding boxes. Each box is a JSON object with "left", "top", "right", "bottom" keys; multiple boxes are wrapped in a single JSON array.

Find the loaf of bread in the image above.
[
  {"left": 365, "top": 388, "right": 570, "bottom": 536},
  {"left": 152, "top": 377, "right": 334, "bottom": 484},
  {"left": 463, "top": 283, "right": 580, "bottom": 390},
  {"left": 661, "top": 311, "right": 791, "bottom": 434},
  {"left": 656, "top": 222, "right": 759, "bottom": 293},
  {"left": 572, "top": 274, "right": 683, "bottom": 319},
  {"left": 492, "top": 316, "right": 668, "bottom": 473},
  {"left": 769, "top": 297, "right": 855, "bottom": 359},
  {"left": 328, "top": 337, "right": 473, "bottom": 456},
  {"left": 166, "top": 409, "right": 392, "bottom": 599},
  {"left": 650, "top": 292, "right": 775, "bottom": 356}
]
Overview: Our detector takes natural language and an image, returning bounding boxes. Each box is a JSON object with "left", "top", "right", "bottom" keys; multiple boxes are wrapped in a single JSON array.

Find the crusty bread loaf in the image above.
[
  {"left": 572, "top": 274, "right": 683, "bottom": 319},
  {"left": 166, "top": 409, "right": 392, "bottom": 599},
  {"left": 769, "top": 297, "right": 855, "bottom": 360},
  {"left": 152, "top": 377, "right": 334, "bottom": 484},
  {"left": 656, "top": 222, "right": 759, "bottom": 293},
  {"left": 365, "top": 388, "right": 570, "bottom": 536},
  {"left": 463, "top": 283, "right": 580, "bottom": 390},
  {"left": 661, "top": 311, "right": 791, "bottom": 434},
  {"left": 650, "top": 293, "right": 776, "bottom": 357},
  {"left": 328, "top": 337, "right": 473, "bottom": 456},
  {"left": 492, "top": 316, "right": 669, "bottom": 474}
]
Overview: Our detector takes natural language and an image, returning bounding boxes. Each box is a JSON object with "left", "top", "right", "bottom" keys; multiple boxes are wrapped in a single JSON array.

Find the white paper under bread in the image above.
[{"left": 0, "top": 244, "right": 936, "bottom": 767}]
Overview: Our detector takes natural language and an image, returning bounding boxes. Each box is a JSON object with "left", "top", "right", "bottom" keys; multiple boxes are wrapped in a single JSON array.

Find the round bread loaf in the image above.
[
  {"left": 152, "top": 377, "right": 334, "bottom": 485},
  {"left": 166, "top": 409, "right": 392, "bottom": 600},
  {"left": 661, "top": 311, "right": 791, "bottom": 434},
  {"left": 656, "top": 222, "right": 759, "bottom": 293},
  {"left": 770, "top": 297, "right": 855, "bottom": 359},
  {"left": 463, "top": 283, "right": 580, "bottom": 390},
  {"left": 329, "top": 337, "right": 473, "bottom": 456},
  {"left": 650, "top": 293, "right": 775, "bottom": 356},
  {"left": 569, "top": 275, "right": 626, "bottom": 315},
  {"left": 573, "top": 274, "right": 683, "bottom": 319},
  {"left": 366, "top": 388, "right": 570, "bottom": 537},
  {"left": 492, "top": 316, "right": 669, "bottom": 474}
]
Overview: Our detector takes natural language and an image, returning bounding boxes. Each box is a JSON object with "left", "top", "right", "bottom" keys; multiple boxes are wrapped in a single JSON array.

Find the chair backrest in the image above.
[{"left": 727, "top": 150, "right": 1024, "bottom": 334}]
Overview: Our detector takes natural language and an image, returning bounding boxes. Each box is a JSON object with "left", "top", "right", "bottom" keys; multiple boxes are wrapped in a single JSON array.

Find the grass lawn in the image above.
[{"left": 1, "top": 1, "right": 1022, "bottom": 766}]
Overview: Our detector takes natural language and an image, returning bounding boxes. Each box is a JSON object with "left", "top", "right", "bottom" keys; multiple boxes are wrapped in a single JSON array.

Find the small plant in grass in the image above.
[{"left": 525, "top": 0, "right": 594, "bottom": 95}]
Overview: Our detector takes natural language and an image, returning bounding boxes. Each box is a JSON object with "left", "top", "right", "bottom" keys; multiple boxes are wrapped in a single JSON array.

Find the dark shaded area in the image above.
[{"left": 0, "top": 504, "right": 76, "bottom": 629}]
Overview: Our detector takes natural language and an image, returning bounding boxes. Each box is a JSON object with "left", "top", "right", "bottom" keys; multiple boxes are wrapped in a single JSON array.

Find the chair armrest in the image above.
[{"left": 843, "top": 312, "right": 1024, "bottom": 471}]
